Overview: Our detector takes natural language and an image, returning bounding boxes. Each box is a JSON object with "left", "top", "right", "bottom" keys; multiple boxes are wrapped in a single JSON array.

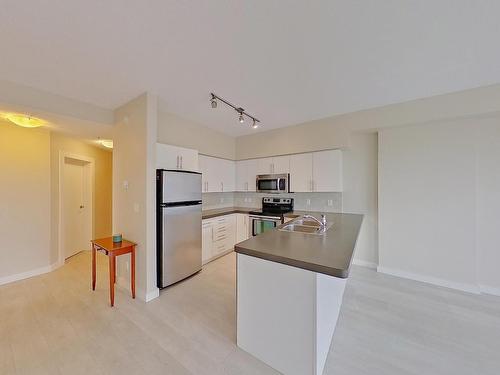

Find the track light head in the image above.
[
  {"left": 238, "top": 113, "right": 244, "bottom": 123},
  {"left": 252, "top": 119, "right": 259, "bottom": 129},
  {"left": 211, "top": 98, "right": 217, "bottom": 108}
]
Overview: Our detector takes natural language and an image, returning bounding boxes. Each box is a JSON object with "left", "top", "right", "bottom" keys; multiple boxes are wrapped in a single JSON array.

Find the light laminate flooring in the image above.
[{"left": 1, "top": 251, "right": 499, "bottom": 375}]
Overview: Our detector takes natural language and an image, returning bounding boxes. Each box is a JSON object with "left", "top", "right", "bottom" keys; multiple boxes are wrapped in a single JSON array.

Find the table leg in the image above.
[
  {"left": 109, "top": 254, "right": 115, "bottom": 307},
  {"left": 113, "top": 256, "right": 116, "bottom": 284},
  {"left": 131, "top": 248, "right": 136, "bottom": 299},
  {"left": 92, "top": 245, "right": 96, "bottom": 291}
]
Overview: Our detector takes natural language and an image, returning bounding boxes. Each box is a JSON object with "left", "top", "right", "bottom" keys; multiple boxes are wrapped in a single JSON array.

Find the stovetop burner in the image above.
[{"left": 249, "top": 197, "right": 294, "bottom": 217}]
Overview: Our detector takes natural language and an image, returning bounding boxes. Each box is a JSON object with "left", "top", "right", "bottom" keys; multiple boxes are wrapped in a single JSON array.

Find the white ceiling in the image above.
[{"left": 1, "top": 1, "right": 500, "bottom": 136}]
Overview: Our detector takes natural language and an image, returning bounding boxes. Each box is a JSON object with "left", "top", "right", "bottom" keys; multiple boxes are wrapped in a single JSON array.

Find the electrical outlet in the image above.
[
  {"left": 133, "top": 203, "right": 140, "bottom": 213},
  {"left": 306, "top": 199, "right": 311, "bottom": 206},
  {"left": 328, "top": 199, "right": 333, "bottom": 206},
  {"left": 220, "top": 198, "right": 224, "bottom": 203}
]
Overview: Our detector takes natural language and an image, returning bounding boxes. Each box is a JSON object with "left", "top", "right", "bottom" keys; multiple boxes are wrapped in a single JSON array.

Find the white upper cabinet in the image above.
[
  {"left": 290, "top": 153, "right": 313, "bottom": 192},
  {"left": 312, "top": 150, "right": 343, "bottom": 192},
  {"left": 236, "top": 159, "right": 258, "bottom": 192},
  {"left": 199, "top": 155, "right": 235, "bottom": 192},
  {"left": 246, "top": 160, "right": 258, "bottom": 191},
  {"left": 236, "top": 160, "right": 247, "bottom": 192},
  {"left": 220, "top": 158, "right": 235, "bottom": 192},
  {"left": 272, "top": 155, "right": 290, "bottom": 174},
  {"left": 256, "top": 156, "right": 290, "bottom": 175},
  {"left": 257, "top": 158, "right": 274, "bottom": 174},
  {"left": 156, "top": 143, "right": 199, "bottom": 172},
  {"left": 289, "top": 150, "right": 343, "bottom": 192}
]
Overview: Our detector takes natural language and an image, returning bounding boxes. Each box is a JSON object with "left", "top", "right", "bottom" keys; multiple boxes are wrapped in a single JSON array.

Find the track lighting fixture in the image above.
[{"left": 209, "top": 92, "right": 261, "bottom": 129}]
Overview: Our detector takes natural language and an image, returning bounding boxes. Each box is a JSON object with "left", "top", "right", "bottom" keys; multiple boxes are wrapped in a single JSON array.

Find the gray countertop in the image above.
[
  {"left": 202, "top": 207, "right": 255, "bottom": 219},
  {"left": 234, "top": 212, "right": 364, "bottom": 278}
]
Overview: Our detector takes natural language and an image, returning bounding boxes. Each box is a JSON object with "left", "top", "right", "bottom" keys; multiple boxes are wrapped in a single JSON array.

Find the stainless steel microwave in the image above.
[{"left": 256, "top": 174, "right": 290, "bottom": 193}]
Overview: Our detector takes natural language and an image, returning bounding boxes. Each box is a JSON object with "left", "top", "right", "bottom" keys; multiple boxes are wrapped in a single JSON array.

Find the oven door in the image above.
[{"left": 249, "top": 215, "right": 282, "bottom": 236}]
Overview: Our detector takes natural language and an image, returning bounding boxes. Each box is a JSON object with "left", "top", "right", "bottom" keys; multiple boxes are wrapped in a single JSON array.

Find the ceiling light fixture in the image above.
[
  {"left": 209, "top": 92, "right": 261, "bottom": 129},
  {"left": 99, "top": 139, "right": 113, "bottom": 149},
  {"left": 2, "top": 113, "right": 47, "bottom": 128},
  {"left": 210, "top": 95, "right": 218, "bottom": 108}
]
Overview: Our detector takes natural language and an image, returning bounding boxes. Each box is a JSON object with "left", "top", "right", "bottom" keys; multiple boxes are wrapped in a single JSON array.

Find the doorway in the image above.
[{"left": 60, "top": 154, "right": 94, "bottom": 260}]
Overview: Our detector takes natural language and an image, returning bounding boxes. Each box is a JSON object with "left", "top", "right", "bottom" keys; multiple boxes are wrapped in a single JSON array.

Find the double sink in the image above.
[{"left": 279, "top": 215, "right": 332, "bottom": 235}]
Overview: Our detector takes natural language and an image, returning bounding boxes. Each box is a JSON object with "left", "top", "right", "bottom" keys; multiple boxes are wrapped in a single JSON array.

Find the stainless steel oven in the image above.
[
  {"left": 249, "top": 215, "right": 283, "bottom": 237},
  {"left": 248, "top": 197, "right": 294, "bottom": 237},
  {"left": 256, "top": 173, "right": 290, "bottom": 193}
]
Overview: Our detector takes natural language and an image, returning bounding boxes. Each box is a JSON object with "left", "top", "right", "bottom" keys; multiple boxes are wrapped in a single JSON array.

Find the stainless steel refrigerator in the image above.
[{"left": 156, "top": 169, "right": 202, "bottom": 288}]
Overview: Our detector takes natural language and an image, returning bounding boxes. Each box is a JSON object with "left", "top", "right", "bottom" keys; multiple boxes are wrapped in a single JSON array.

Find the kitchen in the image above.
[
  {"left": 1, "top": 2, "right": 500, "bottom": 374},
  {"left": 156, "top": 140, "right": 364, "bottom": 375}
]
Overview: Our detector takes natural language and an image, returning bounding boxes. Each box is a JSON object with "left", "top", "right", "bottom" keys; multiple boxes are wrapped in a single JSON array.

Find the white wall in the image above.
[
  {"left": 158, "top": 110, "right": 236, "bottom": 160},
  {"left": 0, "top": 123, "right": 51, "bottom": 283},
  {"left": 475, "top": 121, "right": 500, "bottom": 293},
  {"left": 113, "top": 93, "right": 158, "bottom": 301},
  {"left": 343, "top": 132, "right": 378, "bottom": 268},
  {"left": 378, "top": 117, "right": 500, "bottom": 294}
]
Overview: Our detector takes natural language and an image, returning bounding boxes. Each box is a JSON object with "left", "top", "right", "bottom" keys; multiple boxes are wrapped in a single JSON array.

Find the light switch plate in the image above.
[{"left": 133, "top": 203, "right": 140, "bottom": 213}]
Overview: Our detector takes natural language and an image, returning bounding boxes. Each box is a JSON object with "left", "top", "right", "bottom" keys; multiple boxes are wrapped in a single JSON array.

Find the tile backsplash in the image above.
[
  {"left": 202, "top": 192, "right": 235, "bottom": 209},
  {"left": 203, "top": 191, "right": 342, "bottom": 213}
]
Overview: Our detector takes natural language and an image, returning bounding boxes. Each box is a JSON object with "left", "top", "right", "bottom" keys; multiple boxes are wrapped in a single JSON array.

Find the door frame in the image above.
[{"left": 58, "top": 151, "right": 95, "bottom": 264}]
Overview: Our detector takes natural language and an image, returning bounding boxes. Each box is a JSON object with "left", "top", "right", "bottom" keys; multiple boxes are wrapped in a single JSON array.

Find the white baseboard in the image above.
[
  {"left": 144, "top": 288, "right": 160, "bottom": 302},
  {"left": 479, "top": 284, "right": 500, "bottom": 297},
  {"left": 0, "top": 261, "right": 62, "bottom": 286},
  {"left": 377, "top": 266, "right": 480, "bottom": 294},
  {"left": 116, "top": 276, "right": 159, "bottom": 302},
  {"left": 352, "top": 259, "right": 378, "bottom": 269}
]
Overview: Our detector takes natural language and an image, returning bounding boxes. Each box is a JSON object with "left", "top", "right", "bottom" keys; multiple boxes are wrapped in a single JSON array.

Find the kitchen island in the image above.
[{"left": 234, "top": 212, "right": 363, "bottom": 375}]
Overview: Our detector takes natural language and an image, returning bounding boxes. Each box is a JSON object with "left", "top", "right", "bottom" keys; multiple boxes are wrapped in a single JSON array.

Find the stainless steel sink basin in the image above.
[{"left": 279, "top": 216, "right": 332, "bottom": 235}]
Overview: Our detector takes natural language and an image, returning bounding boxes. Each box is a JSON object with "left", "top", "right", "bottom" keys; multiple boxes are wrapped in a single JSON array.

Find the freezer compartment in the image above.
[
  {"left": 158, "top": 170, "right": 202, "bottom": 204},
  {"left": 158, "top": 203, "right": 202, "bottom": 288}
]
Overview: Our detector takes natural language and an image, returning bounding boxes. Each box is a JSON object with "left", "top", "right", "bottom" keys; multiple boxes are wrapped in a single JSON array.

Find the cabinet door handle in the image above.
[
  {"left": 180, "top": 156, "right": 183, "bottom": 169},
  {"left": 176, "top": 156, "right": 179, "bottom": 169},
  {"left": 221, "top": 182, "right": 224, "bottom": 192}
]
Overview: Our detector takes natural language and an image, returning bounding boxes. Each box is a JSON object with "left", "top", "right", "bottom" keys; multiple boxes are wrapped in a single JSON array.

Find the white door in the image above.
[
  {"left": 178, "top": 148, "right": 199, "bottom": 172},
  {"left": 202, "top": 221, "right": 213, "bottom": 264},
  {"left": 257, "top": 158, "right": 274, "bottom": 174},
  {"left": 156, "top": 143, "right": 180, "bottom": 169},
  {"left": 236, "top": 214, "right": 249, "bottom": 243},
  {"left": 62, "top": 157, "right": 92, "bottom": 259},
  {"left": 246, "top": 159, "right": 258, "bottom": 192},
  {"left": 272, "top": 155, "right": 290, "bottom": 174},
  {"left": 220, "top": 159, "right": 235, "bottom": 192},
  {"left": 289, "top": 153, "right": 313, "bottom": 192},
  {"left": 313, "top": 150, "right": 343, "bottom": 192},
  {"left": 236, "top": 160, "right": 247, "bottom": 192}
]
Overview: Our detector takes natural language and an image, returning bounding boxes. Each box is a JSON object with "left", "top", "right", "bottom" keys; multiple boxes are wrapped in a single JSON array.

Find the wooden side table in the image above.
[{"left": 91, "top": 237, "right": 137, "bottom": 307}]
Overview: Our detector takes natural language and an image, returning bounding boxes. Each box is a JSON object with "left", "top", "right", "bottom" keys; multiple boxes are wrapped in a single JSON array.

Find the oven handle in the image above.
[{"left": 249, "top": 215, "right": 283, "bottom": 221}]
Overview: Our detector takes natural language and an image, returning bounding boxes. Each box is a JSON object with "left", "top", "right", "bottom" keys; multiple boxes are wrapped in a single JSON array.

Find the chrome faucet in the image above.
[{"left": 303, "top": 214, "right": 327, "bottom": 228}]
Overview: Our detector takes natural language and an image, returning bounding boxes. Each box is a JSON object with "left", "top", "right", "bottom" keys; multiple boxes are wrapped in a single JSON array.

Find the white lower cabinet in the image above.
[
  {"left": 202, "top": 221, "right": 214, "bottom": 264},
  {"left": 202, "top": 213, "right": 245, "bottom": 265},
  {"left": 236, "top": 213, "right": 250, "bottom": 242}
]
